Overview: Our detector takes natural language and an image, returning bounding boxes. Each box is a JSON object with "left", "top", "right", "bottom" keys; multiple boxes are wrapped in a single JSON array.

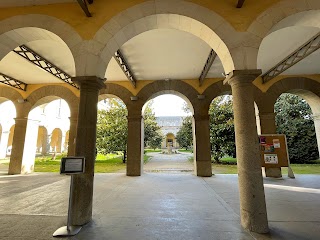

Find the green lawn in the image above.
[
  {"left": 15, "top": 154, "right": 320, "bottom": 174},
  {"left": 34, "top": 153, "right": 127, "bottom": 173}
]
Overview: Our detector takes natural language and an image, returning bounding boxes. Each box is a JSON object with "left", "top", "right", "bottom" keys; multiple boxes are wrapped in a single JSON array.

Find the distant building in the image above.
[{"left": 156, "top": 116, "right": 184, "bottom": 148}]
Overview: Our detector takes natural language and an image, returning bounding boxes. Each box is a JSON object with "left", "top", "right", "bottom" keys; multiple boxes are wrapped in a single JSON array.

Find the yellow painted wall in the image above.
[
  {"left": 253, "top": 75, "right": 320, "bottom": 92},
  {"left": 0, "top": 0, "right": 282, "bottom": 40}
]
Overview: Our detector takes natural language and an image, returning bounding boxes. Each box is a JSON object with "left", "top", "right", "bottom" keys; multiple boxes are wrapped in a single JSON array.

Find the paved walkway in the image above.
[
  {"left": 1, "top": 162, "right": 320, "bottom": 239},
  {"left": 144, "top": 152, "right": 194, "bottom": 173}
]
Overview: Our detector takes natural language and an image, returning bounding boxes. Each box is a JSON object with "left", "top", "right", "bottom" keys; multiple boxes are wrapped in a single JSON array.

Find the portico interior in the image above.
[{"left": 0, "top": 0, "right": 319, "bottom": 234}]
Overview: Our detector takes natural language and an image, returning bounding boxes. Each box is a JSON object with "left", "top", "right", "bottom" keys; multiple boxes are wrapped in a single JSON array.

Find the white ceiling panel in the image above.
[
  {"left": 258, "top": 26, "right": 320, "bottom": 75},
  {"left": 119, "top": 29, "right": 212, "bottom": 80},
  {"left": 0, "top": 51, "right": 62, "bottom": 84},
  {"left": 105, "top": 57, "right": 128, "bottom": 81}
]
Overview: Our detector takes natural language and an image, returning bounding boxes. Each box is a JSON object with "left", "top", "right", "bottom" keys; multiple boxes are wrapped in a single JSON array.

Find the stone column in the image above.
[
  {"left": 8, "top": 118, "right": 28, "bottom": 174},
  {"left": 224, "top": 70, "right": 269, "bottom": 233},
  {"left": 0, "top": 130, "right": 10, "bottom": 159},
  {"left": 67, "top": 117, "right": 78, "bottom": 156},
  {"left": 313, "top": 114, "right": 320, "bottom": 159},
  {"left": 260, "top": 112, "right": 282, "bottom": 178},
  {"left": 70, "top": 76, "right": 105, "bottom": 226},
  {"left": 193, "top": 114, "right": 212, "bottom": 177},
  {"left": 127, "top": 114, "right": 143, "bottom": 176}
]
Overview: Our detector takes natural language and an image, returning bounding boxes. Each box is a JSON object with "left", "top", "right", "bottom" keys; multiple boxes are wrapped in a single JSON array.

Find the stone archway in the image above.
[
  {"left": 264, "top": 77, "right": 320, "bottom": 157},
  {"left": 92, "top": 0, "right": 247, "bottom": 78},
  {"left": 248, "top": 0, "right": 320, "bottom": 39},
  {"left": 0, "top": 14, "right": 82, "bottom": 74}
]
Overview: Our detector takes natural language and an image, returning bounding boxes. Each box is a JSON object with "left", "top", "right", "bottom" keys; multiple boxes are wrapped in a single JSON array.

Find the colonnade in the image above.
[{"left": 2, "top": 74, "right": 320, "bottom": 233}]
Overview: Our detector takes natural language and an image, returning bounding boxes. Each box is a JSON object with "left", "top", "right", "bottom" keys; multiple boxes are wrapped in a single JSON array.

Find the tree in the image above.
[
  {"left": 176, "top": 116, "right": 193, "bottom": 150},
  {"left": 209, "top": 95, "right": 236, "bottom": 162},
  {"left": 143, "top": 100, "right": 163, "bottom": 148},
  {"left": 275, "top": 93, "right": 318, "bottom": 163},
  {"left": 96, "top": 99, "right": 128, "bottom": 162}
]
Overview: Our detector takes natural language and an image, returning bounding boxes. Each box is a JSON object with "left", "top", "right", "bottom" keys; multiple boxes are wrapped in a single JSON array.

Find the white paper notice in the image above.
[
  {"left": 65, "top": 159, "right": 83, "bottom": 172},
  {"left": 273, "top": 139, "right": 280, "bottom": 148},
  {"left": 264, "top": 154, "right": 278, "bottom": 164}
]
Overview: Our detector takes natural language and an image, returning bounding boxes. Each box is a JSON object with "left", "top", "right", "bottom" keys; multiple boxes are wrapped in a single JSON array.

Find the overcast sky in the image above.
[{"left": 152, "top": 94, "right": 189, "bottom": 117}]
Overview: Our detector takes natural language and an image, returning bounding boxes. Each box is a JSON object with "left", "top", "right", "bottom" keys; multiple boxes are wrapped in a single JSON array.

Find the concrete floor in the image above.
[{"left": 0, "top": 160, "right": 320, "bottom": 239}]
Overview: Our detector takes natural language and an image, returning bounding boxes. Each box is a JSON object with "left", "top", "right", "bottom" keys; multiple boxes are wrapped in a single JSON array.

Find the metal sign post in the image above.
[{"left": 53, "top": 157, "right": 85, "bottom": 237}]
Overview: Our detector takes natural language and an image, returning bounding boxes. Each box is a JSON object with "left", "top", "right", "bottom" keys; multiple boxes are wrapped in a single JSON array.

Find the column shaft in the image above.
[
  {"left": 225, "top": 70, "right": 269, "bottom": 233},
  {"left": 0, "top": 130, "right": 10, "bottom": 159},
  {"left": 67, "top": 117, "right": 78, "bottom": 156},
  {"left": 127, "top": 115, "right": 143, "bottom": 176},
  {"left": 193, "top": 114, "right": 212, "bottom": 177},
  {"left": 70, "top": 76, "right": 105, "bottom": 225},
  {"left": 8, "top": 118, "right": 28, "bottom": 174}
]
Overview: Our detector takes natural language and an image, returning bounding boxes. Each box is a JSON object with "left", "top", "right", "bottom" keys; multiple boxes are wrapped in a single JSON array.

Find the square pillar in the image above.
[
  {"left": 8, "top": 118, "right": 28, "bottom": 174},
  {"left": 193, "top": 114, "right": 212, "bottom": 177},
  {"left": 224, "top": 70, "right": 269, "bottom": 233},
  {"left": 0, "top": 130, "right": 10, "bottom": 159},
  {"left": 70, "top": 76, "right": 105, "bottom": 226},
  {"left": 67, "top": 117, "right": 78, "bottom": 156},
  {"left": 127, "top": 114, "right": 143, "bottom": 176}
]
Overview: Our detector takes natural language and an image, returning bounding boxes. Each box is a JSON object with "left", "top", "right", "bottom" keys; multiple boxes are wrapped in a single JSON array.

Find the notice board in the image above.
[{"left": 259, "top": 134, "right": 289, "bottom": 168}]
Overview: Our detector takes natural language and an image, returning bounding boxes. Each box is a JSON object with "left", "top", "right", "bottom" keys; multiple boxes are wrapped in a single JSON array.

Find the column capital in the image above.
[
  {"left": 72, "top": 76, "right": 106, "bottom": 90},
  {"left": 223, "top": 69, "right": 262, "bottom": 86}
]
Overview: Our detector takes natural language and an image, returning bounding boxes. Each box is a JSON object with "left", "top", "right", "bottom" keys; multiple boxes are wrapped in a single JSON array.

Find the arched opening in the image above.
[
  {"left": 142, "top": 93, "right": 194, "bottom": 174},
  {"left": 96, "top": 95, "right": 128, "bottom": 173},
  {"left": 0, "top": 99, "right": 16, "bottom": 161},
  {"left": 50, "top": 128, "right": 63, "bottom": 154},
  {"left": 208, "top": 94, "right": 238, "bottom": 174},
  {"left": 19, "top": 98, "right": 71, "bottom": 173},
  {"left": 274, "top": 92, "right": 319, "bottom": 164},
  {"left": 36, "top": 126, "right": 48, "bottom": 155}
]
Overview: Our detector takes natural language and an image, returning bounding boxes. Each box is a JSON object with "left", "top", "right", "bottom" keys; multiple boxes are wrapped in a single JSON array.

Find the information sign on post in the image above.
[
  {"left": 53, "top": 157, "right": 85, "bottom": 237},
  {"left": 259, "top": 134, "right": 295, "bottom": 178}
]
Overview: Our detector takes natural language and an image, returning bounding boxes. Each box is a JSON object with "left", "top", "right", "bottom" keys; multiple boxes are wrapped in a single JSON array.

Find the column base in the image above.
[
  {"left": 265, "top": 167, "right": 282, "bottom": 178},
  {"left": 195, "top": 160, "right": 212, "bottom": 177}
]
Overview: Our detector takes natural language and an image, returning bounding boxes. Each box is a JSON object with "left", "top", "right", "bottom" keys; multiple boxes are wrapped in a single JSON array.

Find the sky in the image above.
[{"left": 151, "top": 94, "right": 190, "bottom": 117}]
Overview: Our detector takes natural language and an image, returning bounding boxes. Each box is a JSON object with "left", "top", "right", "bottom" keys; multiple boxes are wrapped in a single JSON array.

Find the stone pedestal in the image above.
[
  {"left": 70, "top": 76, "right": 105, "bottom": 226},
  {"left": 127, "top": 114, "right": 143, "bottom": 176},
  {"left": 193, "top": 114, "right": 212, "bottom": 177},
  {"left": 260, "top": 112, "right": 282, "bottom": 178},
  {"left": 224, "top": 70, "right": 269, "bottom": 233},
  {"left": 67, "top": 117, "right": 78, "bottom": 156},
  {"left": 8, "top": 118, "right": 28, "bottom": 174}
]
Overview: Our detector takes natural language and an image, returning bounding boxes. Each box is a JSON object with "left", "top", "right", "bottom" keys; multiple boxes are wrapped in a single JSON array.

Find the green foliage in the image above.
[
  {"left": 96, "top": 99, "right": 128, "bottom": 158},
  {"left": 176, "top": 116, "right": 193, "bottom": 150},
  {"left": 144, "top": 100, "right": 163, "bottom": 148},
  {"left": 275, "top": 93, "right": 319, "bottom": 163},
  {"left": 209, "top": 95, "right": 236, "bottom": 162}
]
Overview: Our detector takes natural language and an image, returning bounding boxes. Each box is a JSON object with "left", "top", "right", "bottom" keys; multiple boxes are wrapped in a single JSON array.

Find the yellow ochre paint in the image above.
[{"left": 0, "top": 0, "right": 282, "bottom": 40}]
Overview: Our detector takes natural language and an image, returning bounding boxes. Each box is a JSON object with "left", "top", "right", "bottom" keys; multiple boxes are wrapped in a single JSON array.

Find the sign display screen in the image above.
[{"left": 60, "top": 157, "right": 85, "bottom": 174}]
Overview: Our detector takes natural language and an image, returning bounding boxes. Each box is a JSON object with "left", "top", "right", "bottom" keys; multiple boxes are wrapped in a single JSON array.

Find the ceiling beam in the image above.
[
  {"left": 199, "top": 49, "right": 217, "bottom": 87},
  {"left": 236, "top": 0, "right": 245, "bottom": 8},
  {"left": 114, "top": 50, "right": 137, "bottom": 88},
  {"left": 262, "top": 32, "right": 320, "bottom": 83},
  {"left": 0, "top": 72, "right": 27, "bottom": 91},
  {"left": 76, "top": 0, "right": 92, "bottom": 17},
  {"left": 13, "top": 45, "right": 79, "bottom": 89}
]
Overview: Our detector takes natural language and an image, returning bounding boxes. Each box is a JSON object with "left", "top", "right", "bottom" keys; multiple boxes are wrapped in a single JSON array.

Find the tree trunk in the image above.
[{"left": 123, "top": 150, "right": 126, "bottom": 163}]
